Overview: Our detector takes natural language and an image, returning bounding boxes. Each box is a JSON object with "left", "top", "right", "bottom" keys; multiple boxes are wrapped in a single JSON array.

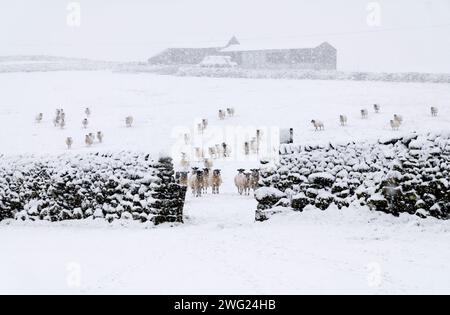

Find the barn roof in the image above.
[{"left": 221, "top": 40, "right": 334, "bottom": 52}]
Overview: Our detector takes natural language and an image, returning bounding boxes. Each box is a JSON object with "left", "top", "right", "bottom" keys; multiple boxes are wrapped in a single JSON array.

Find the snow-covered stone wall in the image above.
[
  {"left": 0, "top": 153, "right": 186, "bottom": 225},
  {"left": 255, "top": 133, "right": 450, "bottom": 221}
]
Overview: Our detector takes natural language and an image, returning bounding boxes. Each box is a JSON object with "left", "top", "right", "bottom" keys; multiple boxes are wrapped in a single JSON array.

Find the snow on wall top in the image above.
[{"left": 221, "top": 40, "right": 333, "bottom": 52}]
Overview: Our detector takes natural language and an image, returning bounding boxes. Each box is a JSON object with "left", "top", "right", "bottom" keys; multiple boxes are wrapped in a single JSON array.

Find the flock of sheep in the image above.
[
  {"left": 35, "top": 108, "right": 135, "bottom": 149},
  {"left": 310, "top": 104, "right": 439, "bottom": 131},
  {"left": 177, "top": 107, "right": 262, "bottom": 197}
]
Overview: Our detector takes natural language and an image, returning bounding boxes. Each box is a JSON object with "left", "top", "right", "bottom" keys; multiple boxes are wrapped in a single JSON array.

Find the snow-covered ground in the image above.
[{"left": 1, "top": 71, "right": 450, "bottom": 294}]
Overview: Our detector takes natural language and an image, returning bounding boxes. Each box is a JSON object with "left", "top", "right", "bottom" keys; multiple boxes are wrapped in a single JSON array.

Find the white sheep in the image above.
[
  {"left": 431, "top": 107, "right": 438, "bottom": 117},
  {"left": 211, "top": 169, "right": 222, "bottom": 194},
  {"left": 311, "top": 119, "right": 324, "bottom": 131},
  {"left": 85, "top": 107, "right": 91, "bottom": 117},
  {"left": 226, "top": 108, "right": 235, "bottom": 117},
  {"left": 85, "top": 134, "right": 94, "bottom": 147},
  {"left": 189, "top": 170, "right": 204, "bottom": 197},
  {"left": 234, "top": 169, "right": 248, "bottom": 195},
  {"left": 374, "top": 104, "right": 381, "bottom": 113},
  {"left": 393, "top": 114, "right": 403, "bottom": 124},
  {"left": 203, "top": 158, "right": 213, "bottom": 169},
  {"left": 35, "top": 113, "right": 43, "bottom": 123},
  {"left": 339, "top": 115, "right": 348, "bottom": 126},
  {"left": 125, "top": 116, "right": 134, "bottom": 128},
  {"left": 59, "top": 118, "right": 66, "bottom": 129},
  {"left": 361, "top": 109, "right": 369, "bottom": 119},
  {"left": 97, "top": 131, "right": 104, "bottom": 143},
  {"left": 82, "top": 118, "right": 89, "bottom": 129},
  {"left": 65, "top": 137, "right": 73, "bottom": 149},
  {"left": 194, "top": 147, "right": 204, "bottom": 161},
  {"left": 180, "top": 153, "right": 190, "bottom": 169},
  {"left": 218, "top": 110, "right": 226, "bottom": 120},
  {"left": 390, "top": 119, "right": 401, "bottom": 131},
  {"left": 208, "top": 146, "right": 217, "bottom": 159}
]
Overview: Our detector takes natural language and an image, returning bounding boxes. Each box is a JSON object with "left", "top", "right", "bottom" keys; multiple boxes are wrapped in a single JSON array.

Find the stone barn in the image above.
[
  {"left": 148, "top": 37, "right": 337, "bottom": 70},
  {"left": 221, "top": 40, "right": 337, "bottom": 70}
]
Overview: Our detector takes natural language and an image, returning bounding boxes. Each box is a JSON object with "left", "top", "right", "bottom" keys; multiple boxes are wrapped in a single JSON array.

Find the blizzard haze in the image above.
[{"left": 1, "top": 0, "right": 450, "bottom": 73}]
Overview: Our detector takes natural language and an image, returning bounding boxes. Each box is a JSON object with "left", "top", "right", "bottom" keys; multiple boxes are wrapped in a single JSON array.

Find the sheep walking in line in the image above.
[
  {"left": 197, "top": 123, "right": 204, "bottom": 134},
  {"left": 311, "top": 119, "right": 324, "bottom": 131},
  {"left": 234, "top": 169, "right": 248, "bottom": 195},
  {"left": 85, "top": 134, "right": 94, "bottom": 147},
  {"left": 339, "top": 115, "right": 348, "bottom": 126},
  {"left": 85, "top": 107, "right": 91, "bottom": 117},
  {"left": 82, "top": 118, "right": 89, "bottom": 129},
  {"left": 374, "top": 104, "right": 381, "bottom": 113},
  {"left": 215, "top": 144, "right": 223, "bottom": 158},
  {"left": 65, "top": 137, "right": 73, "bottom": 149},
  {"left": 361, "top": 109, "right": 369, "bottom": 119},
  {"left": 218, "top": 109, "right": 226, "bottom": 120},
  {"left": 35, "top": 113, "right": 43, "bottom": 123},
  {"left": 393, "top": 114, "right": 403, "bottom": 125},
  {"left": 211, "top": 169, "right": 222, "bottom": 194},
  {"left": 97, "top": 131, "right": 104, "bottom": 143},
  {"left": 390, "top": 119, "right": 401, "bottom": 131},
  {"left": 125, "top": 116, "right": 134, "bottom": 128},
  {"left": 431, "top": 107, "right": 439, "bottom": 117}
]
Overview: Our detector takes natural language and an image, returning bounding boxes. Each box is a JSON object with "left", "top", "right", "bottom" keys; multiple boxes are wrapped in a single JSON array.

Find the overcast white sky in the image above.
[{"left": 1, "top": 0, "right": 450, "bottom": 73}]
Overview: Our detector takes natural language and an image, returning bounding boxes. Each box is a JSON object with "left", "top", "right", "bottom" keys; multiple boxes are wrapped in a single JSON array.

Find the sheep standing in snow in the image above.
[
  {"left": 215, "top": 144, "right": 223, "bottom": 158},
  {"left": 393, "top": 114, "right": 403, "bottom": 125},
  {"left": 249, "top": 169, "right": 260, "bottom": 191},
  {"left": 202, "top": 118, "right": 208, "bottom": 130},
  {"left": 390, "top": 119, "right": 401, "bottom": 131},
  {"left": 374, "top": 104, "right": 381, "bottom": 113},
  {"left": 85, "top": 134, "right": 94, "bottom": 147},
  {"left": 211, "top": 169, "right": 222, "bottom": 194},
  {"left": 85, "top": 107, "right": 91, "bottom": 117},
  {"left": 180, "top": 153, "right": 190, "bottom": 169},
  {"left": 82, "top": 118, "right": 89, "bottom": 129},
  {"left": 339, "top": 115, "right": 348, "bottom": 126},
  {"left": 218, "top": 109, "right": 226, "bottom": 120},
  {"left": 203, "top": 158, "right": 213, "bottom": 169},
  {"left": 208, "top": 146, "right": 217, "bottom": 159},
  {"left": 197, "top": 123, "right": 204, "bottom": 134},
  {"left": 189, "top": 170, "right": 204, "bottom": 197},
  {"left": 361, "top": 109, "right": 369, "bottom": 119},
  {"left": 431, "top": 107, "right": 439, "bottom": 117},
  {"left": 234, "top": 169, "right": 248, "bottom": 195},
  {"left": 97, "top": 131, "right": 104, "bottom": 143},
  {"left": 243, "top": 172, "right": 252, "bottom": 195},
  {"left": 35, "top": 113, "right": 43, "bottom": 123},
  {"left": 244, "top": 141, "right": 250, "bottom": 155},
  {"left": 311, "top": 120, "right": 324, "bottom": 131},
  {"left": 249, "top": 137, "right": 257, "bottom": 154},
  {"left": 65, "top": 137, "right": 73, "bottom": 149},
  {"left": 59, "top": 118, "right": 66, "bottom": 129},
  {"left": 194, "top": 147, "right": 204, "bottom": 161},
  {"left": 227, "top": 107, "right": 235, "bottom": 117},
  {"left": 202, "top": 168, "right": 211, "bottom": 194},
  {"left": 183, "top": 133, "right": 191, "bottom": 145},
  {"left": 125, "top": 116, "right": 134, "bottom": 128},
  {"left": 178, "top": 172, "right": 188, "bottom": 186},
  {"left": 222, "top": 142, "right": 230, "bottom": 157}
]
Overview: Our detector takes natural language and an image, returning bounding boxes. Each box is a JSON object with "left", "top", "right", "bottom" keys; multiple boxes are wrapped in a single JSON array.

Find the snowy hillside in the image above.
[{"left": 1, "top": 70, "right": 450, "bottom": 294}]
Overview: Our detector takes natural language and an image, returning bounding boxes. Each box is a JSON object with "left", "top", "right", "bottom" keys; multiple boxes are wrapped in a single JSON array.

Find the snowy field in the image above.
[{"left": 1, "top": 71, "right": 450, "bottom": 294}]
